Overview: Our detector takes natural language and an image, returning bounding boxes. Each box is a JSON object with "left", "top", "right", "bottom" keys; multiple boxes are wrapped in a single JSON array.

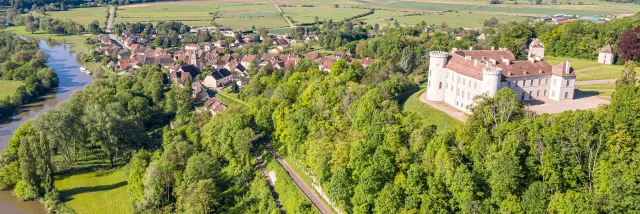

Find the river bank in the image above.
[{"left": 0, "top": 38, "right": 93, "bottom": 213}]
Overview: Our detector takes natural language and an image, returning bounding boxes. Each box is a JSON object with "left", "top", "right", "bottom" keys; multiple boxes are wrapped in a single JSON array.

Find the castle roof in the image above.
[
  {"left": 445, "top": 50, "right": 574, "bottom": 81},
  {"left": 530, "top": 38, "right": 544, "bottom": 48},
  {"left": 600, "top": 44, "right": 613, "bottom": 54}
]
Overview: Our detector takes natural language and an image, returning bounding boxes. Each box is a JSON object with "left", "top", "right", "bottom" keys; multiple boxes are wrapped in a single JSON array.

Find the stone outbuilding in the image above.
[{"left": 598, "top": 44, "right": 615, "bottom": 65}]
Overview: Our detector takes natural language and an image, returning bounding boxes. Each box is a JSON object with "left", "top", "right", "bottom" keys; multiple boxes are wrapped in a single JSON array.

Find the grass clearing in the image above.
[
  {"left": 0, "top": 80, "right": 23, "bottom": 98},
  {"left": 400, "top": 87, "right": 462, "bottom": 133},
  {"left": 545, "top": 56, "right": 640, "bottom": 81},
  {"left": 55, "top": 167, "right": 130, "bottom": 214},
  {"left": 4, "top": 26, "right": 93, "bottom": 54},
  {"left": 216, "top": 91, "right": 249, "bottom": 108},
  {"left": 47, "top": 7, "right": 108, "bottom": 26}
]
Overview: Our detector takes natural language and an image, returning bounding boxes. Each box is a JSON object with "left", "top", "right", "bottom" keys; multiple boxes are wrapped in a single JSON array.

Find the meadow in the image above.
[
  {"left": 400, "top": 88, "right": 463, "bottom": 133},
  {"left": 281, "top": 7, "right": 371, "bottom": 24},
  {"left": 360, "top": 10, "right": 530, "bottom": 28},
  {"left": 47, "top": 7, "right": 108, "bottom": 26},
  {"left": 576, "top": 83, "right": 616, "bottom": 99},
  {"left": 5, "top": 26, "right": 93, "bottom": 53},
  {"left": 371, "top": 1, "right": 618, "bottom": 16},
  {"left": 116, "top": 1, "right": 288, "bottom": 28},
  {"left": 0, "top": 80, "right": 23, "bottom": 98},
  {"left": 54, "top": 167, "right": 130, "bottom": 214}
]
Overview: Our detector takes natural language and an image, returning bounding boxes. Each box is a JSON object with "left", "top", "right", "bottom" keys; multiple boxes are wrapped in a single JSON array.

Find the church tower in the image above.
[{"left": 190, "top": 51, "right": 200, "bottom": 68}]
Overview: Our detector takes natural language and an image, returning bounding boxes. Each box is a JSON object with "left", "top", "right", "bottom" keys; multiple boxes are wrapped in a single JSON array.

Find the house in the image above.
[
  {"left": 235, "top": 76, "right": 249, "bottom": 87},
  {"left": 317, "top": 57, "right": 336, "bottom": 72},
  {"left": 273, "top": 39, "right": 288, "bottom": 46},
  {"left": 213, "top": 40, "right": 227, "bottom": 48},
  {"left": 192, "top": 81, "right": 209, "bottom": 101},
  {"left": 203, "top": 68, "right": 234, "bottom": 88},
  {"left": 305, "top": 35, "right": 319, "bottom": 42},
  {"left": 358, "top": 57, "right": 377, "bottom": 68},
  {"left": 95, "top": 34, "right": 111, "bottom": 44},
  {"left": 306, "top": 51, "right": 320, "bottom": 61},
  {"left": 425, "top": 41, "right": 576, "bottom": 113},
  {"left": 203, "top": 42, "right": 215, "bottom": 51},
  {"left": 203, "top": 97, "right": 226, "bottom": 115},
  {"left": 598, "top": 44, "right": 615, "bottom": 65},
  {"left": 118, "top": 58, "right": 140, "bottom": 70},
  {"left": 332, "top": 51, "right": 346, "bottom": 60},
  {"left": 241, "top": 54, "right": 261, "bottom": 67},
  {"left": 185, "top": 44, "right": 200, "bottom": 51},
  {"left": 169, "top": 64, "right": 199, "bottom": 86},
  {"left": 269, "top": 45, "right": 286, "bottom": 54}
]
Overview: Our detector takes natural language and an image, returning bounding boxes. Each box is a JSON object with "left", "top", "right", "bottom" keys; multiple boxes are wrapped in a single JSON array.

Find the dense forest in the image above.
[{"left": 0, "top": 32, "right": 58, "bottom": 119}]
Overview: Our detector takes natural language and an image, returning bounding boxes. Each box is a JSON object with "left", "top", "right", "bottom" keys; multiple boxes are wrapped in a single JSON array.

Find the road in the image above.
[
  {"left": 252, "top": 149, "right": 286, "bottom": 213},
  {"left": 270, "top": 0, "right": 294, "bottom": 27},
  {"left": 263, "top": 143, "right": 333, "bottom": 214},
  {"left": 105, "top": 5, "right": 126, "bottom": 48}
]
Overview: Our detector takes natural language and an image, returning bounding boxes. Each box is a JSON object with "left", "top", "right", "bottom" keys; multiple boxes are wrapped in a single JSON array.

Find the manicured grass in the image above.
[
  {"left": 576, "top": 83, "right": 616, "bottom": 99},
  {"left": 4, "top": 26, "right": 93, "bottom": 54},
  {"left": 47, "top": 7, "right": 108, "bottom": 26},
  {"left": 400, "top": 88, "right": 462, "bottom": 133},
  {"left": 0, "top": 80, "right": 23, "bottom": 98},
  {"left": 260, "top": 146, "right": 319, "bottom": 214},
  {"left": 216, "top": 91, "right": 249, "bottom": 108},
  {"left": 282, "top": 7, "right": 371, "bottom": 24},
  {"left": 545, "top": 56, "right": 640, "bottom": 81},
  {"left": 55, "top": 167, "right": 130, "bottom": 214}
]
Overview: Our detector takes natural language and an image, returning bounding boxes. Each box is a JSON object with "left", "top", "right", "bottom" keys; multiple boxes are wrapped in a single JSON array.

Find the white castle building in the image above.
[{"left": 426, "top": 39, "right": 576, "bottom": 113}]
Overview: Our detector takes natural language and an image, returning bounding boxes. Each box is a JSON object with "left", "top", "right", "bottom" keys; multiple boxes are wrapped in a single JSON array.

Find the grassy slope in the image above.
[
  {"left": 282, "top": 7, "right": 371, "bottom": 24},
  {"left": 54, "top": 167, "right": 130, "bottom": 214},
  {"left": 361, "top": 10, "right": 530, "bottom": 28},
  {"left": 400, "top": 88, "right": 462, "bottom": 133},
  {"left": 47, "top": 7, "right": 108, "bottom": 26},
  {"left": 0, "top": 80, "right": 23, "bottom": 98}
]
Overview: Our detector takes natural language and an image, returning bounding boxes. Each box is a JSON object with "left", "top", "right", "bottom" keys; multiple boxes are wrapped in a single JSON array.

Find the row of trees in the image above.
[{"left": 9, "top": 10, "right": 103, "bottom": 35}]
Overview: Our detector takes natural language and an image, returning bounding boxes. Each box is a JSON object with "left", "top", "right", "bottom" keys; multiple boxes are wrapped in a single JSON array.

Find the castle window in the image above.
[
  {"left": 468, "top": 92, "right": 470, "bottom": 99},
  {"left": 457, "top": 88, "right": 459, "bottom": 95},
  {"left": 530, "top": 79, "right": 534, "bottom": 86},
  {"left": 474, "top": 82, "right": 477, "bottom": 89},
  {"left": 544, "top": 90, "right": 547, "bottom": 96},
  {"left": 458, "top": 77, "right": 461, "bottom": 83},
  {"left": 430, "top": 71, "right": 432, "bottom": 77},
  {"left": 507, "top": 82, "right": 511, "bottom": 88},
  {"left": 439, "top": 82, "right": 442, "bottom": 89},
  {"left": 521, "top": 92, "right": 526, "bottom": 100},
  {"left": 565, "top": 92, "right": 568, "bottom": 99},
  {"left": 462, "top": 90, "right": 465, "bottom": 98},
  {"left": 538, "top": 79, "right": 541, "bottom": 85},
  {"left": 545, "top": 78, "right": 548, "bottom": 85},
  {"left": 529, "top": 91, "right": 532, "bottom": 99},
  {"left": 566, "top": 80, "right": 570, "bottom": 87},
  {"left": 552, "top": 90, "right": 555, "bottom": 97},
  {"left": 523, "top": 81, "right": 526, "bottom": 87},
  {"left": 463, "top": 79, "right": 466, "bottom": 85},
  {"left": 553, "top": 79, "right": 557, "bottom": 86},
  {"left": 537, "top": 90, "right": 540, "bottom": 97}
]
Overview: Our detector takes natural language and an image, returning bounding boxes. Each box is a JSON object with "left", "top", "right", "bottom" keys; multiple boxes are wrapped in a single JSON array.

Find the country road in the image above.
[
  {"left": 106, "top": 5, "right": 126, "bottom": 48},
  {"left": 263, "top": 143, "right": 332, "bottom": 214},
  {"left": 270, "top": 0, "right": 294, "bottom": 27}
]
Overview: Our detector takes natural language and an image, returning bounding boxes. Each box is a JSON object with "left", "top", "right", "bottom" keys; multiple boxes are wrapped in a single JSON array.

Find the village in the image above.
[{"left": 93, "top": 28, "right": 376, "bottom": 116}]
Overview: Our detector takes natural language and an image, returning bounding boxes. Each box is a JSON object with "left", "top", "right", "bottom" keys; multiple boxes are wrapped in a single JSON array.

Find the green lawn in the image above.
[
  {"left": 400, "top": 88, "right": 462, "bottom": 133},
  {"left": 55, "top": 167, "right": 130, "bottom": 214},
  {"left": 0, "top": 80, "right": 23, "bottom": 98},
  {"left": 260, "top": 146, "right": 319, "bottom": 214},
  {"left": 47, "top": 7, "right": 108, "bottom": 26},
  {"left": 4, "top": 26, "right": 93, "bottom": 54},
  {"left": 282, "top": 7, "right": 371, "bottom": 24},
  {"left": 545, "top": 56, "right": 640, "bottom": 81},
  {"left": 576, "top": 83, "right": 616, "bottom": 99},
  {"left": 216, "top": 91, "right": 249, "bottom": 108}
]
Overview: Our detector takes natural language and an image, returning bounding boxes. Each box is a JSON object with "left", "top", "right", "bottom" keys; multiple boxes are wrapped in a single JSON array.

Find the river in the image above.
[{"left": 0, "top": 39, "right": 93, "bottom": 213}]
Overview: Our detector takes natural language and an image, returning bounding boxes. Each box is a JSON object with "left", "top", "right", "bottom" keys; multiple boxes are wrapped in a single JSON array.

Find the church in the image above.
[{"left": 426, "top": 39, "right": 576, "bottom": 113}]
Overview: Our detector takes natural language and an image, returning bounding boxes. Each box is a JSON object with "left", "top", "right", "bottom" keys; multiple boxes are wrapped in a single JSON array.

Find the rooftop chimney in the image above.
[
  {"left": 491, "top": 46, "right": 495, "bottom": 50},
  {"left": 529, "top": 57, "right": 535, "bottom": 63},
  {"left": 502, "top": 57, "right": 511, "bottom": 64},
  {"left": 489, "top": 58, "right": 497, "bottom": 65},
  {"left": 465, "top": 55, "right": 472, "bottom": 60},
  {"left": 474, "top": 59, "right": 479, "bottom": 66},
  {"left": 565, "top": 61, "right": 571, "bottom": 74},
  {"left": 469, "top": 46, "right": 474, "bottom": 51},
  {"left": 452, "top": 48, "right": 458, "bottom": 52}
]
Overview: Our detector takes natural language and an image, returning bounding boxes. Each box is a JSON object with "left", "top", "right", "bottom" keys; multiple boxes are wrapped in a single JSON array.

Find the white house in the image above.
[
  {"left": 426, "top": 40, "right": 575, "bottom": 113},
  {"left": 598, "top": 44, "right": 615, "bottom": 65},
  {"left": 203, "top": 68, "right": 233, "bottom": 88}
]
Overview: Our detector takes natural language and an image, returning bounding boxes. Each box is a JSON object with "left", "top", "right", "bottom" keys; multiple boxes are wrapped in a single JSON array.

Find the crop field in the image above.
[
  {"left": 0, "top": 80, "right": 23, "bottom": 98},
  {"left": 55, "top": 167, "right": 130, "bottom": 214},
  {"left": 275, "top": 0, "right": 364, "bottom": 5},
  {"left": 117, "top": 1, "right": 288, "bottom": 28},
  {"left": 282, "top": 7, "right": 371, "bottom": 24},
  {"left": 370, "top": 1, "right": 618, "bottom": 16},
  {"left": 360, "top": 10, "right": 530, "bottom": 28},
  {"left": 47, "top": 7, "right": 108, "bottom": 26}
]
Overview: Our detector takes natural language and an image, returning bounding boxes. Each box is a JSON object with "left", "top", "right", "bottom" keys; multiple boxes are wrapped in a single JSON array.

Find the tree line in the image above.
[{"left": 0, "top": 32, "right": 58, "bottom": 119}]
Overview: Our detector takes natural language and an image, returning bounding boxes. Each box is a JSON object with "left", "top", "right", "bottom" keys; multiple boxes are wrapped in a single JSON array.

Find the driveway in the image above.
[{"left": 527, "top": 90, "right": 610, "bottom": 114}]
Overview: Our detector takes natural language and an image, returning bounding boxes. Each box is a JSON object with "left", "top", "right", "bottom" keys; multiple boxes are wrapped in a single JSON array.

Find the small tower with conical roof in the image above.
[
  {"left": 528, "top": 38, "right": 545, "bottom": 61},
  {"left": 598, "top": 44, "right": 615, "bottom": 65}
]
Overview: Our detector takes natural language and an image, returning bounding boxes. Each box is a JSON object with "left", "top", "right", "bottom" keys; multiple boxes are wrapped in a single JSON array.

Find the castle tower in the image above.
[
  {"left": 481, "top": 66, "right": 502, "bottom": 97},
  {"left": 528, "top": 38, "right": 545, "bottom": 60},
  {"left": 426, "top": 51, "right": 449, "bottom": 101}
]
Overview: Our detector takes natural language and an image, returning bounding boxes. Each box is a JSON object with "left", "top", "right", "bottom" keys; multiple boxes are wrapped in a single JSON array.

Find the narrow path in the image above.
[
  {"left": 574, "top": 65, "right": 600, "bottom": 72},
  {"left": 106, "top": 5, "right": 126, "bottom": 49},
  {"left": 270, "top": 0, "right": 294, "bottom": 27},
  {"left": 263, "top": 143, "right": 332, "bottom": 214},
  {"left": 575, "top": 78, "right": 617, "bottom": 86},
  {"left": 252, "top": 149, "right": 286, "bottom": 213}
]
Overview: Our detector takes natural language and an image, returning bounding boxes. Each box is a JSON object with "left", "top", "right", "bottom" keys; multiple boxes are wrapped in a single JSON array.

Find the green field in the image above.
[
  {"left": 282, "top": 7, "right": 371, "bottom": 24},
  {"left": 576, "top": 83, "right": 616, "bottom": 99},
  {"left": 545, "top": 56, "right": 639, "bottom": 81},
  {"left": 47, "top": 7, "right": 108, "bottom": 26},
  {"left": 371, "top": 1, "right": 619, "bottom": 16},
  {"left": 4, "top": 26, "right": 93, "bottom": 54},
  {"left": 116, "top": 2, "right": 288, "bottom": 29},
  {"left": 55, "top": 167, "right": 130, "bottom": 214},
  {"left": 361, "top": 10, "right": 530, "bottom": 28},
  {"left": 285, "top": 0, "right": 364, "bottom": 4},
  {"left": 0, "top": 80, "right": 23, "bottom": 98},
  {"left": 400, "top": 88, "right": 463, "bottom": 133}
]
